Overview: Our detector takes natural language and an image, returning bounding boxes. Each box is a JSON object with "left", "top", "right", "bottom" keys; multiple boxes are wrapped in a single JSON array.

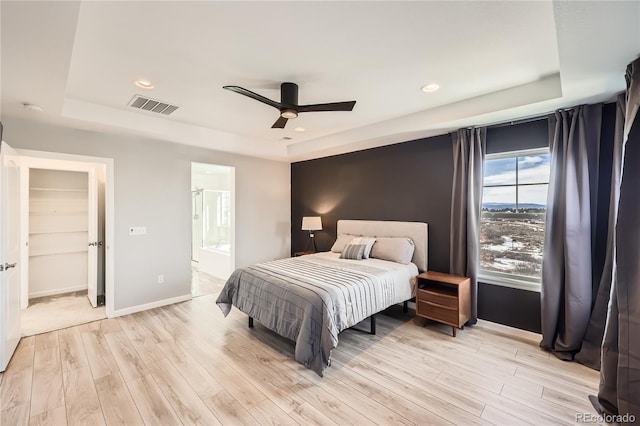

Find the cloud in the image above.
[
  {"left": 519, "top": 155, "right": 550, "bottom": 170},
  {"left": 518, "top": 163, "right": 550, "bottom": 183},
  {"left": 484, "top": 155, "right": 550, "bottom": 186}
]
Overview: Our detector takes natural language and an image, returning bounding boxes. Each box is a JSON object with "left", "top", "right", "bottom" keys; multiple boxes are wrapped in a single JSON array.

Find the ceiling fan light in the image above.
[{"left": 281, "top": 109, "right": 298, "bottom": 119}]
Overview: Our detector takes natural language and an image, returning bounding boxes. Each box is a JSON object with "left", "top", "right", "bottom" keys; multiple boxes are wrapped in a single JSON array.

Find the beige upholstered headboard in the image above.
[{"left": 337, "top": 220, "right": 428, "bottom": 272}]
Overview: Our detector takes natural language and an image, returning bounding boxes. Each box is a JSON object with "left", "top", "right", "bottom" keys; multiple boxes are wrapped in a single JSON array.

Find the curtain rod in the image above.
[
  {"left": 449, "top": 107, "right": 574, "bottom": 134},
  {"left": 487, "top": 104, "right": 597, "bottom": 129},
  {"left": 449, "top": 113, "right": 550, "bottom": 134},
  {"left": 486, "top": 113, "right": 550, "bottom": 129}
]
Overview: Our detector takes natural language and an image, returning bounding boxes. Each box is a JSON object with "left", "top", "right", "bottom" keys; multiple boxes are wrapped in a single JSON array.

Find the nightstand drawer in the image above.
[
  {"left": 417, "top": 300, "right": 459, "bottom": 325},
  {"left": 417, "top": 289, "right": 458, "bottom": 308}
]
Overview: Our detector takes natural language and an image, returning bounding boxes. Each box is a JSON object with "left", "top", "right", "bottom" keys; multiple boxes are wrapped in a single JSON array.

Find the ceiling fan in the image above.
[{"left": 223, "top": 82, "right": 356, "bottom": 129}]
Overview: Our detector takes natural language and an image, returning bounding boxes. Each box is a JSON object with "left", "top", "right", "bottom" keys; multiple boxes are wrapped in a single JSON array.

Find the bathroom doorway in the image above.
[{"left": 191, "top": 163, "right": 235, "bottom": 296}]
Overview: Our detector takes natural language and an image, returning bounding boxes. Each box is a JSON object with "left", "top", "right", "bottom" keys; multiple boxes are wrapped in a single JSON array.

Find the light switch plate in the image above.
[{"left": 129, "top": 226, "right": 147, "bottom": 236}]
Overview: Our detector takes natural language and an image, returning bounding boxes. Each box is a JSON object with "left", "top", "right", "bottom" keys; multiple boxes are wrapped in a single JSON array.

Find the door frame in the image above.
[{"left": 18, "top": 149, "right": 115, "bottom": 317}]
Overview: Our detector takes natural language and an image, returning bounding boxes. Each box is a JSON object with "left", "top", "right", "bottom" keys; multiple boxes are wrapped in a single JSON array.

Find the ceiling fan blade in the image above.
[
  {"left": 271, "top": 116, "right": 289, "bottom": 129},
  {"left": 298, "top": 100, "right": 356, "bottom": 113},
  {"left": 223, "top": 85, "right": 282, "bottom": 110}
]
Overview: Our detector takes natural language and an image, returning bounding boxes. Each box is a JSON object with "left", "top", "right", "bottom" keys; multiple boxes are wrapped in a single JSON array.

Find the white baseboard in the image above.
[
  {"left": 109, "top": 294, "right": 192, "bottom": 318},
  {"left": 29, "top": 285, "right": 87, "bottom": 299}
]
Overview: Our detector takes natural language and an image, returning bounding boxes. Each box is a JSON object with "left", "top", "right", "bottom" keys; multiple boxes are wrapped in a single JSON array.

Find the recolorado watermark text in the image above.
[{"left": 576, "top": 412, "right": 636, "bottom": 423}]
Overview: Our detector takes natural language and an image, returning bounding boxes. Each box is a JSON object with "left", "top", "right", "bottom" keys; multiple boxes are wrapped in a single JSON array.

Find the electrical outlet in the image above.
[{"left": 158, "top": 275, "right": 164, "bottom": 284}]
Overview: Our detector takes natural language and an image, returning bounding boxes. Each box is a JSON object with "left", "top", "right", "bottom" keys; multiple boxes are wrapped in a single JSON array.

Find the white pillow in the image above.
[
  {"left": 331, "top": 234, "right": 356, "bottom": 253},
  {"left": 370, "top": 237, "right": 415, "bottom": 264},
  {"left": 349, "top": 237, "right": 376, "bottom": 258}
]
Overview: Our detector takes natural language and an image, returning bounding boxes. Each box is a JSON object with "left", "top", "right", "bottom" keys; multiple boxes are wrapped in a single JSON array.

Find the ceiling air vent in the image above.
[{"left": 127, "top": 95, "right": 179, "bottom": 115}]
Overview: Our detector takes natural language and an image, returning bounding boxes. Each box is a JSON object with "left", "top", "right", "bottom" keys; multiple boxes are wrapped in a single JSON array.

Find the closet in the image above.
[{"left": 28, "top": 169, "right": 89, "bottom": 301}]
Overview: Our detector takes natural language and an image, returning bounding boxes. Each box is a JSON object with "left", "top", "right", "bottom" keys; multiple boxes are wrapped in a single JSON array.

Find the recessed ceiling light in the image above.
[
  {"left": 23, "top": 103, "right": 44, "bottom": 112},
  {"left": 294, "top": 127, "right": 306, "bottom": 132},
  {"left": 421, "top": 83, "right": 440, "bottom": 93},
  {"left": 134, "top": 79, "right": 154, "bottom": 89}
]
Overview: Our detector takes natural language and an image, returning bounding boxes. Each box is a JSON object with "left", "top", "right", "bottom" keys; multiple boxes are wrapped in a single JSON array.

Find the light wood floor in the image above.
[
  {"left": 191, "top": 265, "right": 227, "bottom": 297},
  {"left": 0, "top": 294, "right": 601, "bottom": 425}
]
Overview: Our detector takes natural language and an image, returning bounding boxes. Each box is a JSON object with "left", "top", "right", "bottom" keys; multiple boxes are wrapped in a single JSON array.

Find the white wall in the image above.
[{"left": 3, "top": 116, "right": 291, "bottom": 312}]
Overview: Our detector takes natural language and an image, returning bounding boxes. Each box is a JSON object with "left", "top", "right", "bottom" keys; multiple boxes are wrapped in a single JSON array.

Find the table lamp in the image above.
[{"left": 301, "top": 216, "right": 322, "bottom": 251}]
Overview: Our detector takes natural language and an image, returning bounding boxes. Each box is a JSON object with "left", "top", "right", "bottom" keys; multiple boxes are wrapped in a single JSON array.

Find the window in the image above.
[{"left": 479, "top": 148, "right": 550, "bottom": 291}]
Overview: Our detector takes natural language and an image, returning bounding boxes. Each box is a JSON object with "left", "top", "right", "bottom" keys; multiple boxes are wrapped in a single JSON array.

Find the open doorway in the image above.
[
  {"left": 19, "top": 153, "right": 111, "bottom": 336},
  {"left": 191, "top": 162, "right": 235, "bottom": 297}
]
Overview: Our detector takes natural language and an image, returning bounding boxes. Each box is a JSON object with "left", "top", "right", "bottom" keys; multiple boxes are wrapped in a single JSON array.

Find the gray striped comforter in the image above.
[{"left": 216, "top": 253, "right": 416, "bottom": 375}]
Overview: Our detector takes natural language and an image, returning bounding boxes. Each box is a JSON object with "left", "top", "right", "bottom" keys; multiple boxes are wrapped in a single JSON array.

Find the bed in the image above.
[{"left": 216, "top": 220, "right": 428, "bottom": 375}]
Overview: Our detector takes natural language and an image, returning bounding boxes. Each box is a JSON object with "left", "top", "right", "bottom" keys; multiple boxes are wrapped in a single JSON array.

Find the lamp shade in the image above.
[{"left": 301, "top": 216, "right": 322, "bottom": 231}]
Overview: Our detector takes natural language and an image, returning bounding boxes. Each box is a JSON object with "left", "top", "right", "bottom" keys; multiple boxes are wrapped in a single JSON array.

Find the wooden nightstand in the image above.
[
  {"left": 415, "top": 271, "right": 471, "bottom": 337},
  {"left": 294, "top": 250, "right": 316, "bottom": 257}
]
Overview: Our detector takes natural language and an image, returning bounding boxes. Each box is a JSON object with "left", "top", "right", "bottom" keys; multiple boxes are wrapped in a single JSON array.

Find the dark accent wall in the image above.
[
  {"left": 486, "top": 119, "right": 548, "bottom": 154},
  {"left": 593, "top": 102, "right": 618, "bottom": 293},
  {"left": 290, "top": 104, "right": 617, "bottom": 334},
  {"left": 291, "top": 135, "right": 453, "bottom": 273},
  {"left": 477, "top": 283, "right": 541, "bottom": 331}
]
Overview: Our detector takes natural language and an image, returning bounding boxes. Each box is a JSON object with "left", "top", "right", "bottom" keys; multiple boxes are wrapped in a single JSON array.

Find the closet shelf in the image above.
[
  {"left": 29, "top": 211, "right": 89, "bottom": 215},
  {"left": 30, "top": 187, "right": 88, "bottom": 192},
  {"left": 29, "top": 230, "right": 88, "bottom": 236},
  {"left": 29, "top": 249, "right": 88, "bottom": 258}
]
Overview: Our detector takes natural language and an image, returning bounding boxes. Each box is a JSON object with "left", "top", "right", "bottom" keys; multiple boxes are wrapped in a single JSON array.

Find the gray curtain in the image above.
[
  {"left": 575, "top": 95, "right": 625, "bottom": 369},
  {"left": 595, "top": 56, "right": 640, "bottom": 420},
  {"left": 540, "top": 104, "right": 604, "bottom": 358},
  {"left": 450, "top": 127, "right": 486, "bottom": 324}
]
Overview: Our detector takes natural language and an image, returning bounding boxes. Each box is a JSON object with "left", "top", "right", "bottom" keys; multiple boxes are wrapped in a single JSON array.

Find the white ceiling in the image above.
[{"left": 2, "top": 1, "right": 639, "bottom": 162}]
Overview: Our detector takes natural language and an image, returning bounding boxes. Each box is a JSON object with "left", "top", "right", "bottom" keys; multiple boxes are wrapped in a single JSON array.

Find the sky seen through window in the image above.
[{"left": 482, "top": 154, "right": 550, "bottom": 207}]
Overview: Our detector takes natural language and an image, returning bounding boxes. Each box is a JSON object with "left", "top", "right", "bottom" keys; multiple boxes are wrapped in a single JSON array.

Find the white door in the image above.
[
  {"left": 87, "top": 168, "right": 98, "bottom": 308},
  {"left": 1, "top": 142, "right": 22, "bottom": 372}
]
